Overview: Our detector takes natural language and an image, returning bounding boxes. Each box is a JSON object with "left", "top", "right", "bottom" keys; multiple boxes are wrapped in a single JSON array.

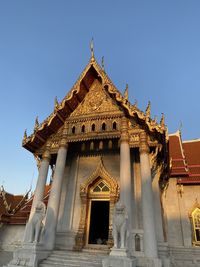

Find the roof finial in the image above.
[
  {"left": 23, "top": 129, "right": 27, "bottom": 140},
  {"left": 54, "top": 96, "right": 59, "bottom": 110},
  {"left": 34, "top": 116, "right": 39, "bottom": 132},
  {"left": 101, "top": 56, "right": 105, "bottom": 71},
  {"left": 124, "top": 84, "right": 129, "bottom": 100},
  {"left": 90, "top": 38, "right": 94, "bottom": 60},
  {"left": 160, "top": 113, "right": 165, "bottom": 127},
  {"left": 145, "top": 101, "right": 151, "bottom": 117}
]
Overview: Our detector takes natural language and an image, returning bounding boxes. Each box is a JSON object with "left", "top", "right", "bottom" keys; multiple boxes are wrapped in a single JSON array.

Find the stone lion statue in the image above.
[
  {"left": 28, "top": 201, "right": 46, "bottom": 243},
  {"left": 112, "top": 201, "right": 128, "bottom": 249}
]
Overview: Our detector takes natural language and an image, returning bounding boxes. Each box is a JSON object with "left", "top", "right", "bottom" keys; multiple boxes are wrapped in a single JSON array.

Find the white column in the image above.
[
  {"left": 139, "top": 131, "right": 158, "bottom": 258},
  {"left": 43, "top": 139, "right": 68, "bottom": 250},
  {"left": 30, "top": 150, "right": 51, "bottom": 219},
  {"left": 24, "top": 149, "right": 51, "bottom": 242},
  {"left": 120, "top": 117, "right": 132, "bottom": 222}
]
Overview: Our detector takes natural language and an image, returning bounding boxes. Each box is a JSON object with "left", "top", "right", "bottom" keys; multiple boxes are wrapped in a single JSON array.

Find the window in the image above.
[
  {"left": 113, "top": 121, "right": 117, "bottom": 130},
  {"left": 93, "top": 181, "right": 110, "bottom": 193},
  {"left": 91, "top": 123, "right": 95, "bottom": 132},
  {"left": 102, "top": 122, "right": 106, "bottom": 131},
  {"left": 81, "top": 125, "right": 85, "bottom": 133},
  {"left": 192, "top": 208, "right": 200, "bottom": 244},
  {"left": 72, "top": 126, "right": 76, "bottom": 134}
]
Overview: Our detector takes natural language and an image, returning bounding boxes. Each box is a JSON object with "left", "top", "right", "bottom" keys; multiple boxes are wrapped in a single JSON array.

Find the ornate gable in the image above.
[
  {"left": 22, "top": 50, "right": 167, "bottom": 154},
  {"left": 70, "top": 79, "right": 122, "bottom": 118}
]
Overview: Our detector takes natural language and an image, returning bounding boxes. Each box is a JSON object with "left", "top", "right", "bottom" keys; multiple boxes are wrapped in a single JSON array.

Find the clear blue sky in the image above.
[{"left": 0, "top": 0, "right": 200, "bottom": 194}]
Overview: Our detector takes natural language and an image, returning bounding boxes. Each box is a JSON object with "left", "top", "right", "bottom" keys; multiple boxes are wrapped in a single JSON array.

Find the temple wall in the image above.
[
  {"left": 0, "top": 225, "right": 25, "bottom": 250},
  {"left": 162, "top": 178, "right": 200, "bottom": 247}
]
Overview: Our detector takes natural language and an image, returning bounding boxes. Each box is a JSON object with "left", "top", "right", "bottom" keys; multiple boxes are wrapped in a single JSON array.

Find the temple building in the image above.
[{"left": 1, "top": 47, "right": 200, "bottom": 267}]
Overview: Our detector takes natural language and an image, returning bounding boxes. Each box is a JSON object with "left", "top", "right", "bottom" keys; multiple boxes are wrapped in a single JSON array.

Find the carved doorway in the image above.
[
  {"left": 75, "top": 158, "right": 119, "bottom": 250},
  {"left": 88, "top": 200, "right": 109, "bottom": 245},
  {"left": 86, "top": 180, "right": 110, "bottom": 247}
]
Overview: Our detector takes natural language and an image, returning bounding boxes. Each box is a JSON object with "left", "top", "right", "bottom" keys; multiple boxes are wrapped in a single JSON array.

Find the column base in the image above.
[
  {"left": 110, "top": 247, "right": 129, "bottom": 257},
  {"left": 103, "top": 255, "right": 136, "bottom": 267},
  {"left": 4, "top": 243, "right": 51, "bottom": 267},
  {"left": 136, "top": 257, "right": 162, "bottom": 267}
]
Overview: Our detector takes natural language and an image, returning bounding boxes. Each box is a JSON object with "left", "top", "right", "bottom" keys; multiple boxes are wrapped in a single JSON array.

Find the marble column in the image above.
[
  {"left": 24, "top": 149, "right": 51, "bottom": 242},
  {"left": 43, "top": 138, "right": 68, "bottom": 250},
  {"left": 30, "top": 150, "right": 51, "bottom": 219},
  {"left": 120, "top": 117, "right": 132, "bottom": 223},
  {"left": 139, "top": 131, "right": 158, "bottom": 258}
]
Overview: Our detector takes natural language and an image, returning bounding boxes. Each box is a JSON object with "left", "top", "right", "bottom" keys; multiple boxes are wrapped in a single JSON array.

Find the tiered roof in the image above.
[
  {"left": 0, "top": 185, "right": 50, "bottom": 225},
  {"left": 169, "top": 131, "right": 200, "bottom": 184}
]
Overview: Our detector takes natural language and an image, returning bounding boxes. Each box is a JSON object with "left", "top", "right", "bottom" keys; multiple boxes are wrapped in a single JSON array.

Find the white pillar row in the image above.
[
  {"left": 43, "top": 138, "right": 68, "bottom": 250},
  {"left": 29, "top": 149, "right": 51, "bottom": 220},
  {"left": 120, "top": 117, "right": 132, "bottom": 222},
  {"left": 139, "top": 131, "right": 158, "bottom": 259}
]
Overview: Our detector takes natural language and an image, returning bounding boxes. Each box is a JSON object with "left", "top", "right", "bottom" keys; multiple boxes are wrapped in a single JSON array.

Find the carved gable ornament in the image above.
[
  {"left": 80, "top": 157, "right": 119, "bottom": 199},
  {"left": 70, "top": 79, "right": 122, "bottom": 117}
]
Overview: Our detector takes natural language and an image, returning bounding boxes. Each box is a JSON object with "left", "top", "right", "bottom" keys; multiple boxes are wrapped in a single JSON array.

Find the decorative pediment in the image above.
[
  {"left": 80, "top": 157, "right": 119, "bottom": 198},
  {"left": 23, "top": 52, "right": 167, "bottom": 154},
  {"left": 70, "top": 79, "right": 122, "bottom": 118}
]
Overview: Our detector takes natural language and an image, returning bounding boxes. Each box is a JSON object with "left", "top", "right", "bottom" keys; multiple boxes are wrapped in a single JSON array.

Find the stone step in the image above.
[{"left": 39, "top": 250, "right": 104, "bottom": 267}]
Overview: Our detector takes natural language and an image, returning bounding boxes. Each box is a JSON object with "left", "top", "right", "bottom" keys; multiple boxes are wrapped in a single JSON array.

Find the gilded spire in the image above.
[
  {"left": 34, "top": 116, "right": 39, "bottom": 131},
  {"left": 145, "top": 101, "right": 151, "bottom": 117},
  {"left": 124, "top": 84, "right": 129, "bottom": 100},
  {"left": 54, "top": 96, "right": 59, "bottom": 110},
  {"left": 101, "top": 56, "right": 105, "bottom": 71},
  {"left": 160, "top": 113, "right": 165, "bottom": 127},
  {"left": 90, "top": 38, "right": 95, "bottom": 60},
  {"left": 23, "top": 129, "right": 27, "bottom": 140}
]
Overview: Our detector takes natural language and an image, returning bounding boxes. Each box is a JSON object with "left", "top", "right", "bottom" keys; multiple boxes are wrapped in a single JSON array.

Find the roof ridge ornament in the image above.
[
  {"left": 90, "top": 38, "right": 95, "bottom": 62},
  {"left": 23, "top": 129, "right": 27, "bottom": 140},
  {"left": 145, "top": 101, "right": 151, "bottom": 117},
  {"left": 124, "top": 84, "right": 129, "bottom": 101},
  {"left": 160, "top": 113, "right": 165, "bottom": 127},
  {"left": 34, "top": 116, "right": 39, "bottom": 132},
  {"left": 54, "top": 96, "right": 59, "bottom": 110}
]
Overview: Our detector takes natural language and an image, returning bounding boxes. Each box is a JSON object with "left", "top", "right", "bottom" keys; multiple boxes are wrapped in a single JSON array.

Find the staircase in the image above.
[{"left": 39, "top": 250, "right": 107, "bottom": 267}]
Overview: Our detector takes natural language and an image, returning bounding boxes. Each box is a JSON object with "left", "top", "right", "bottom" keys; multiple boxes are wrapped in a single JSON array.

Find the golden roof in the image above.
[{"left": 23, "top": 53, "right": 166, "bottom": 153}]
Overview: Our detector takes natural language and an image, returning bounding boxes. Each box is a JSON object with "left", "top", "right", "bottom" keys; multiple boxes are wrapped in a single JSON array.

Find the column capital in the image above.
[
  {"left": 42, "top": 149, "right": 51, "bottom": 161},
  {"left": 139, "top": 131, "right": 150, "bottom": 154},
  {"left": 120, "top": 117, "right": 129, "bottom": 143},
  {"left": 59, "top": 138, "right": 68, "bottom": 149}
]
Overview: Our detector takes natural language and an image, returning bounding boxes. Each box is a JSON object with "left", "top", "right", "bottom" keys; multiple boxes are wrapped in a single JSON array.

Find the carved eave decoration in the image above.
[{"left": 23, "top": 55, "right": 167, "bottom": 153}]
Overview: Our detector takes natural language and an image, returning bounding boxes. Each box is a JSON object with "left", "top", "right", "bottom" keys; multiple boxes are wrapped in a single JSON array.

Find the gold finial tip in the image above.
[
  {"left": 54, "top": 96, "right": 59, "bottom": 108},
  {"left": 34, "top": 116, "right": 39, "bottom": 130},
  {"left": 23, "top": 129, "right": 27, "bottom": 138},
  {"left": 124, "top": 83, "right": 129, "bottom": 100},
  {"left": 145, "top": 101, "right": 151, "bottom": 117}
]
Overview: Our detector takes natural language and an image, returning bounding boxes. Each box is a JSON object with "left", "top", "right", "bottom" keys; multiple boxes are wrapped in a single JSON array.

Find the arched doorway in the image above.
[
  {"left": 74, "top": 158, "right": 119, "bottom": 250},
  {"left": 86, "top": 178, "right": 110, "bottom": 246}
]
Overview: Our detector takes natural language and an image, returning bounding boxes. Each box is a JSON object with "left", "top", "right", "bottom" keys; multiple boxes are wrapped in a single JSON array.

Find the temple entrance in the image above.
[
  {"left": 75, "top": 159, "right": 119, "bottom": 250},
  {"left": 88, "top": 200, "right": 109, "bottom": 245}
]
